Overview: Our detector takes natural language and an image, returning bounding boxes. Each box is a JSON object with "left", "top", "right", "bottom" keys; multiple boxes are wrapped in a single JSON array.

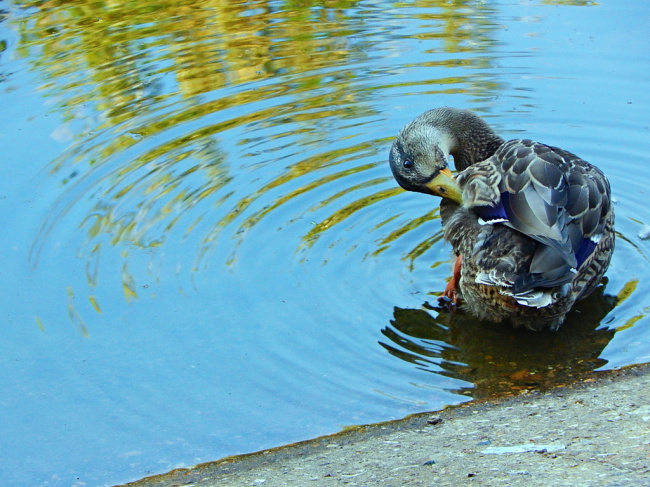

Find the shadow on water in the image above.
[{"left": 381, "top": 280, "right": 618, "bottom": 399}]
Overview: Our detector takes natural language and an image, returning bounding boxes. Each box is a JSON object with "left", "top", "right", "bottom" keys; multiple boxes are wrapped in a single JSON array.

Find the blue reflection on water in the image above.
[{"left": 1, "top": 1, "right": 649, "bottom": 486}]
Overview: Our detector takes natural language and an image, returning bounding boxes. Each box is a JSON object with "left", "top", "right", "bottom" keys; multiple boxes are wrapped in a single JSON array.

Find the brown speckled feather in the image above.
[
  {"left": 390, "top": 108, "right": 614, "bottom": 331},
  {"left": 446, "top": 139, "right": 614, "bottom": 330}
]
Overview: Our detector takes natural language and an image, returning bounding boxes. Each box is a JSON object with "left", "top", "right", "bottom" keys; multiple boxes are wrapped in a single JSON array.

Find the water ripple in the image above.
[{"left": 3, "top": 1, "right": 650, "bottom": 485}]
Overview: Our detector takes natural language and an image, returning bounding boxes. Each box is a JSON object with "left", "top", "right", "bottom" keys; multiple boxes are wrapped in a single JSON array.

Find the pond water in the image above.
[{"left": 1, "top": 0, "right": 649, "bottom": 485}]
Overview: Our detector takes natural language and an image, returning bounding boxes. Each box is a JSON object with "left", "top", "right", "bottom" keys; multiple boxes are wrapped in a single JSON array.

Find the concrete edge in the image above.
[{"left": 118, "top": 362, "right": 650, "bottom": 487}]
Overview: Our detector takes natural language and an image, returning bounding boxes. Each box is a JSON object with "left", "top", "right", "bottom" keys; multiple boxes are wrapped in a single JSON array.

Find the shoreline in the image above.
[{"left": 120, "top": 362, "right": 650, "bottom": 486}]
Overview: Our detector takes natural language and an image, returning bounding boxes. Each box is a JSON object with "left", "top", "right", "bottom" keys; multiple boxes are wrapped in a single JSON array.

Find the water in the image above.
[{"left": 1, "top": 1, "right": 649, "bottom": 485}]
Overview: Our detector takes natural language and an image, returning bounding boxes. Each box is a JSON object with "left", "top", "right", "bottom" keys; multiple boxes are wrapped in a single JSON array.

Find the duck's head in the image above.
[{"left": 389, "top": 119, "right": 463, "bottom": 204}]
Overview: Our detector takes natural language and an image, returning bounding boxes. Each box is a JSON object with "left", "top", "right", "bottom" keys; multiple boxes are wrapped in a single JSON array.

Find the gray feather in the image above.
[{"left": 389, "top": 108, "right": 614, "bottom": 330}]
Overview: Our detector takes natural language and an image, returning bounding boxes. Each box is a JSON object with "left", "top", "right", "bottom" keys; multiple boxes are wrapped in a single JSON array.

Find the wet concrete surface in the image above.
[{"left": 121, "top": 363, "right": 650, "bottom": 487}]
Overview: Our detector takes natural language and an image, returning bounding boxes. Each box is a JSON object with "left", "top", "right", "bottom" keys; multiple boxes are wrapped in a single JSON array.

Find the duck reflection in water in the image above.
[{"left": 380, "top": 280, "right": 617, "bottom": 399}]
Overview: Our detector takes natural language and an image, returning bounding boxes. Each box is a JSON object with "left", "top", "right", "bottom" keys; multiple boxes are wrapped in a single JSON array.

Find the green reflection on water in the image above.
[
  {"left": 541, "top": 0, "right": 598, "bottom": 5},
  {"left": 13, "top": 1, "right": 620, "bottom": 400},
  {"left": 14, "top": 0, "right": 505, "bottom": 302}
]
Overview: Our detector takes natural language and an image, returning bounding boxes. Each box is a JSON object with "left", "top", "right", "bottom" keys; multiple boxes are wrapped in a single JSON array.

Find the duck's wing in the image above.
[{"left": 458, "top": 139, "right": 612, "bottom": 293}]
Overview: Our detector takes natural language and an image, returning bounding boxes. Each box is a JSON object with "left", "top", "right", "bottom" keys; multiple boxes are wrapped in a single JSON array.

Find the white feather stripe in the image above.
[
  {"left": 502, "top": 289, "right": 554, "bottom": 308},
  {"left": 478, "top": 216, "right": 508, "bottom": 225},
  {"left": 475, "top": 272, "right": 512, "bottom": 288}
]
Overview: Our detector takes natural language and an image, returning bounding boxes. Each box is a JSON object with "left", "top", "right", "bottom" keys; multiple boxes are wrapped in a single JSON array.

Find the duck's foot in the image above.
[{"left": 437, "top": 254, "right": 462, "bottom": 309}]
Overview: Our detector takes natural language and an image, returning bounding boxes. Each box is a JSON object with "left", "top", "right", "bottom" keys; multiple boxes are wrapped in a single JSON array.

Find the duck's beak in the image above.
[{"left": 424, "top": 168, "right": 463, "bottom": 204}]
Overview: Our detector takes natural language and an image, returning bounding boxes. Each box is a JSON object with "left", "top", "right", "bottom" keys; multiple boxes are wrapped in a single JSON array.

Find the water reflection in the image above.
[
  {"left": 3, "top": 0, "right": 650, "bottom": 485},
  {"left": 8, "top": 0, "right": 647, "bottom": 393},
  {"left": 10, "top": 0, "right": 648, "bottom": 407},
  {"left": 542, "top": 0, "right": 597, "bottom": 5},
  {"left": 15, "top": 0, "right": 505, "bottom": 290},
  {"left": 382, "top": 280, "right": 618, "bottom": 398}
]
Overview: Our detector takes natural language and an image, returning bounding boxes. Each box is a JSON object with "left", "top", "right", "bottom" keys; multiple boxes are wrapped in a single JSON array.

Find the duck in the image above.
[{"left": 389, "top": 107, "right": 614, "bottom": 331}]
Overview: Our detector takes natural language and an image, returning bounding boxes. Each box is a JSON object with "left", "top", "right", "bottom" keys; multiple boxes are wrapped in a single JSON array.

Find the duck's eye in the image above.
[
  {"left": 403, "top": 159, "right": 414, "bottom": 169},
  {"left": 437, "top": 186, "right": 447, "bottom": 194}
]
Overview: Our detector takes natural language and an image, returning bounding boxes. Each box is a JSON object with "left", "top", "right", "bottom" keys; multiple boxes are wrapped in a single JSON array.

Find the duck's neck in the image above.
[
  {"left": 452, "top": 128, "right": 505, "bottom": 170},
  {"left": 425, "top": 107, "right": 505, "bottom": 170}
]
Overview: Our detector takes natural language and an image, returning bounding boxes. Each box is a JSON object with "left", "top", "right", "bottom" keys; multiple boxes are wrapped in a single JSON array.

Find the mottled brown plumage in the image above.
[{"left": 389, "top": 107, "right": 614, "bottom": 331}]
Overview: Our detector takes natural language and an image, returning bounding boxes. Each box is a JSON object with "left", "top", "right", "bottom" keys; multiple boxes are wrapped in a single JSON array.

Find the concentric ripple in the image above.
[{"left": 2, "top": 1, "right": 649, "bottom": 486}]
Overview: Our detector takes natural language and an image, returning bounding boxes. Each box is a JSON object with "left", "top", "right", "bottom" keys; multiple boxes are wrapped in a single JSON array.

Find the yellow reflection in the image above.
[
  {"left": 616, "top": 279, "right": 638, "bottom": 304},
  {"left": 121, "top": 261, "right": 138, "bottom": 302},
  {"left": 35, "top": 316, "right": 46, "bottom": 332},
  {"left": 66, "top": 287, "right": 90, "bottom": 337},
  {"left": 14, "top": 0, "right": 507, "bottom": 318},
  {"left": 617, "top": 314, "right": 644, "bottom": 332},
  {"left": 541, "top": 0, "right": 597, "bottom": 5},
  {"left": 89, "top": 296, "right": 102, "bottom": 313},
  {"left": 370, "top": 206, "right": 443, "bottom": 262}
]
